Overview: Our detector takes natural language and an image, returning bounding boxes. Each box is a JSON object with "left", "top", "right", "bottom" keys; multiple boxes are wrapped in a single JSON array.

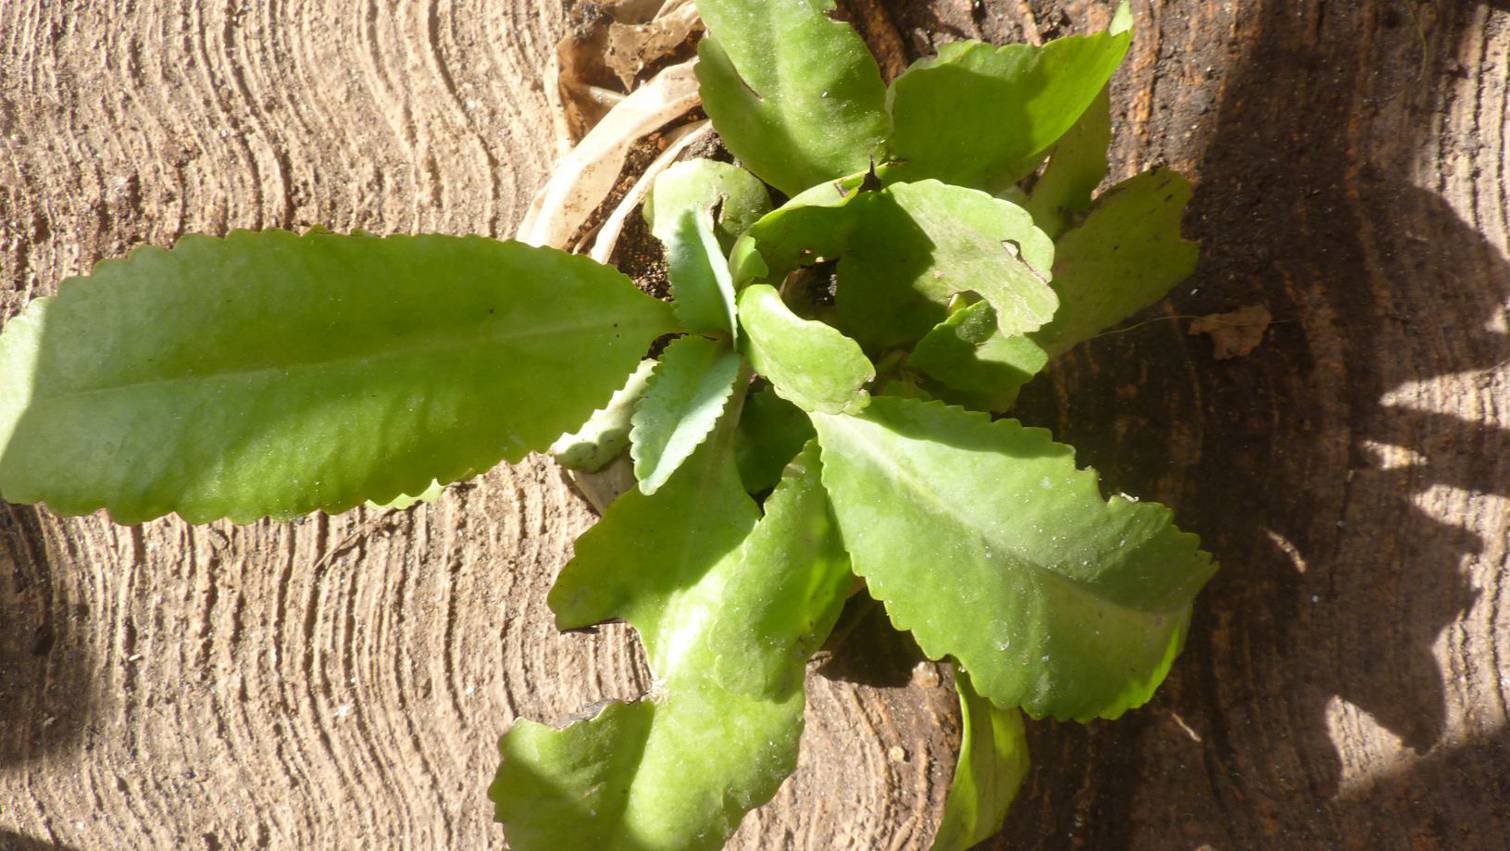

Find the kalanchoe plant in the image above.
[{"left": 0, "top": 1, "right": 1216, "bottom": 848}]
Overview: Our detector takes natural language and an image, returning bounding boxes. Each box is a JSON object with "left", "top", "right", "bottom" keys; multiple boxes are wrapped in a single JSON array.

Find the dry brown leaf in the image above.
[
  {"left": 1190, "top": 304, "right": 1273, "bottom": 360},
  {"left": 516, "top": 60, "right": 700, "bottom": 250},
  {"left": 605, "top": 2, "right": 702, "bottom": 90},
  {"left": 551, "top": 0, "right": 702, "bottom": 146}
]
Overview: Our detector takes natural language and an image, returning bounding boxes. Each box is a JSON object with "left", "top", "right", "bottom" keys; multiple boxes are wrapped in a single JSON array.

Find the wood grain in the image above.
[{"left": 1, "top": 1, "right": 1507, "bottom": 849}]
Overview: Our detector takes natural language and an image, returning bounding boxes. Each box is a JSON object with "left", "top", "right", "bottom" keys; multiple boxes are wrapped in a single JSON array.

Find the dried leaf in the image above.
[
  {"left": 517, "top": 60, "right": 701, "bottom": 250},
  {"left": 1190, "top": 304, "right": 1272, "bottom": 360}
]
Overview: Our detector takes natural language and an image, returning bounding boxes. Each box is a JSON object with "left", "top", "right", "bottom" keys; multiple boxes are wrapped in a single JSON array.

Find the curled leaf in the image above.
[
  {"left": 737, "top": 284, "right": 874, "bottom": 415},
  {"left": 931, "top": 669, "right": 1030, "bottom": 851},
  {"left": 552, "top": 359, "right": 659, "bottom": 473},
  {"left": 645, "top": 159, "right": 772, "bottom": 336},
  {"left": 907, "top": 300, "right": 1048, "bottom": 413},
  {"left": 739, "top": 179, "right": 1057, "bottom": 351}
]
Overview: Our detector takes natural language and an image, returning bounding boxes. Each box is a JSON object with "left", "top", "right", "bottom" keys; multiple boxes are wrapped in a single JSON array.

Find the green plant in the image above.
[{"left": 0, "top": 1, "right": 1215, "bottom": 848}]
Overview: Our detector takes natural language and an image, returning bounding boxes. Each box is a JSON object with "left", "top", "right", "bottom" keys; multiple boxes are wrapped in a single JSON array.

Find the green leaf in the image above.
[
  {"left": 884, "top": 23, "right": 1132, "bottom": 191},
  {"left": 550, "top": 360, "right": 658, "bottom": 473},
  {"left": 837, "top": 181, "right": 1057, "bottom": 350},
  {"left": 1030, "top": 168, "right": 1199, "bottom": 357},
  {"left": 736, "top": 284, "right": 873, "bottom": 414},
  {"left": 495, "top": 438, "right": 850, "bottom": 850},
  {"left": 695, "top": 0, "right": 889, "bottom": 195},
  {"left": 1023, "top": 86, "right": 1111, "bottom": 239},
  {"left": 906, "top": 300, "right": 1048, "bottom": 413},
  {"left": 735, "top": 386, "right": 814, "bottom": 494},
  {"left": 931, "top": 669, "right": 1031, "bottom": 851},
  {"left": 663, "top": 212, "right": 739, "bottom": 339},
  {"left": 811, "top": 396, "right": 1216, "bottom": 721},
  {"left": 738, "top": 180, "right": 1057, "bottom": 352},
  {"left": 645, "top": 160, "right": 772, "bottom": 337},
  {"left": 630, "top": 336, "right": 744, "bottom": 494},
  {"left": 0, "top": 231, "right": 676, "bottom": 523},
  {"left": 731, "top": 175, "right": 863, "bottom": 288},
  {"left": 644, "top": 159, "right": 772, "bottom": 254},
  {"left": 365, "top": 479, "right": 446, "bottom": 511},
  {"left": 705, "top": 442, "right": 852, "bottom": 697}
]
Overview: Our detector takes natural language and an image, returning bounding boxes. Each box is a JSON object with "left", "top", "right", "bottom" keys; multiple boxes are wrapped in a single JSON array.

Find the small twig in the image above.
[{"left": 1087, "top": 312, "right": 1296, "bottom": 342}]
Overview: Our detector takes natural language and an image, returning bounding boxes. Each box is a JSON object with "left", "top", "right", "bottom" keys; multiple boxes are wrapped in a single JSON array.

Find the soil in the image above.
[{"left": 2, "top": 1, "right": 1508, "bottom": 849}]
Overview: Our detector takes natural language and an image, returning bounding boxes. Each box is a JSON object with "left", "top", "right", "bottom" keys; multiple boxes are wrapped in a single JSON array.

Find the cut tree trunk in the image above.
[{"left": 1, "top": 1, "right": 1506, "bottom": 849}]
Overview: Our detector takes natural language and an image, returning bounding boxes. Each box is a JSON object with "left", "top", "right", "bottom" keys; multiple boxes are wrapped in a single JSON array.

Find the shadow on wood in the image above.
[
  {"left": 1001, "top": 1, "right": 1509, "bottom": 848},
  {"left": 0, "top": 505, "right": 93, "bottom": 774}
]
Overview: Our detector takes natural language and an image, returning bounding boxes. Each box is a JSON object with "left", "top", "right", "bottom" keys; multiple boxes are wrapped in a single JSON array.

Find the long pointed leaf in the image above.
[{"left": 0, "top": 231, "right": 675, "bottom": 523}]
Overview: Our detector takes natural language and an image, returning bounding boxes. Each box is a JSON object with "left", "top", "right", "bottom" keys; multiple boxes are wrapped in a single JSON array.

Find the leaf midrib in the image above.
[
  {"left": 36, "top": 313, "right": 650, "bottom": 402},
  {"left": 818, "top": 412, "right": 1184, "bottom": 618}
]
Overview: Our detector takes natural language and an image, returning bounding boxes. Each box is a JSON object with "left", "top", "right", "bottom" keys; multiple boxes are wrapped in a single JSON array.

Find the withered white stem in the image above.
[{"left": 516, "top": 60, "right": 700, "bottom": 250}]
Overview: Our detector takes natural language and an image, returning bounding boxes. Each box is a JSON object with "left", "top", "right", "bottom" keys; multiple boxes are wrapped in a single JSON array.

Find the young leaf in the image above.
[
  {"left": 885, "top": 14, "right": 1132, "bottom": 191},
  {"left": 695, "top": 0, "right": 889, "bottom": 195},
  {"left": 737, "top": 180, "right": 1057, "bottom": 351},
  {"left": 630, "top": 336, "right": 744, "bottom": 495},
  {"left": 735, "top": 386, "right": 815, "bottom": 494},
  {"left": 663, "top": 213, "right": 739, "bottom": 339},
  {"left": 645, "top": 160, "right": 772, "bottom": 337},
  {"left": 496, "top": 438, "right": 851, "bottom": 851},
  {"left": 1024, "top": 86, "right": 1112, "bottom": 239},
  {"left": 836, "top": 181, "right": 1057, "bottom": 350},
  {"left": 731, "top": 175, "right": 863, "bottom": 288},
  {"left": 0, "top": 231, "right": 676, "bottom": 523},
  {"left": 906, "top": 300, "right": 1048, "bottom": 413},
  {"left": 811, "top": 396, "right": 1216, "bottom": 721},
  {"left": 644, "top": 159, "right": 772, "bottom": 254},
  {"left": 551, "top": 360, "right": 658, "bottom": 473},
  {"left": 931, "top": 670, "right": 1031, "bottom": 851},
  {"left": 1030, "top": 168, "right": 1199, "bottom": 357},
  {"left": 736, "top": 284, "right": 874, "bottom": 414}
]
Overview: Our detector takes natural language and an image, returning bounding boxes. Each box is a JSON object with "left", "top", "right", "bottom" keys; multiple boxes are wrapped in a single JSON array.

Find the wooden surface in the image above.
[{"left": 1, "top": 1, "right": 1507, "bottom": 849}]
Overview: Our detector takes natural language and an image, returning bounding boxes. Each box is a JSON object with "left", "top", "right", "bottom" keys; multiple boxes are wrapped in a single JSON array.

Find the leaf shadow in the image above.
[
  {"left": 993, "top": 0, "right": 1510, "bottom": 847},
  {"left": 0, "top": 830, "right": 82, "bottom": 851},
  {"left": 0, "top": 503, "right": 93, "bottom": 774},
  {"left": 815, "top": 590, "right": 930, "bottom": 689}
]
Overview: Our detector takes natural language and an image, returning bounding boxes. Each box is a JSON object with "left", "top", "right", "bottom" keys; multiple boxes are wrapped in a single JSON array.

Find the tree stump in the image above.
[{"left": 1, "top": 1, "right": 1506, "bottom": 849}]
